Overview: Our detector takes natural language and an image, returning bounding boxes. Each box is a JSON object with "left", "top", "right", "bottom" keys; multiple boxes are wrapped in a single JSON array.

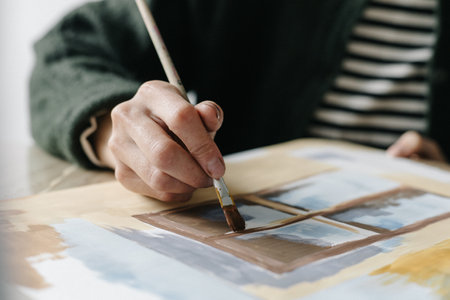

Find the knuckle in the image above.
[
  {"left": 107, "top": 135, "right": 120, "bottom": 154},
  {"left": 147, "top": 169, "right": 171, "bottom": 191},
  {"left": 111, "top": 97, "right": 147, "bottom": 124},
  {"left": 139, "top": 80, "right": 172, "bottom": 97},
  {"left": 150, "top": 140, "right": 178, "bottom": 169},
  {"left": 169, "top": 104, "right": 197, "bottom": 130},
  {"left": 114, "top": 166, "right": 130, "bottom": 183},
  {"left": 139, "top": 80, "right": 160, "bottom": 94},
  {"left": 110, "top": 103, "right": 129, "bottom": 122}
]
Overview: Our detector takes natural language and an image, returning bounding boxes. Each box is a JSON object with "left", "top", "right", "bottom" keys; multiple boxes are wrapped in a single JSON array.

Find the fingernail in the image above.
[
  {"left": 214, "top": 104, "right": 221, "bottom": 121},
  {"left": 207, "top": 157, "right": 225, "bottom": 179},
  {"left": 206, "top": 102, "right": 221, "bottom": 121}
]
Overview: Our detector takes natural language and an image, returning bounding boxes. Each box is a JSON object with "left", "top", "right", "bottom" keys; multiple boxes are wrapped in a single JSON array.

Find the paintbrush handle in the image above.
[
  {"left": 135, "top": 0, "right": 244, "bottom": 232},
  {"left": 135, "top": 0, "right": 188, "bottom": 101},
  {"left": 135, "top": 1, "right": 234, "bottom": 202}
]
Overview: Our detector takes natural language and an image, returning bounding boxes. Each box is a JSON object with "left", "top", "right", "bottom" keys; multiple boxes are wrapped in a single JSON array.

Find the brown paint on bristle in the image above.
[{"left": 222, "top": 205, "right": 246, "bottom": 232}]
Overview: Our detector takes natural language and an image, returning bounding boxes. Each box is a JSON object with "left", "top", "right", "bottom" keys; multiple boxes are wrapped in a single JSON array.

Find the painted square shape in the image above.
[
  {"left": 215, "top": 218, "right": 375, "bottom": 273},
  {"left": 326, "top": 188, "right": 450, "bottom": 231},
  {"left": 134, "top": 198, "right": 295, "bottom": 239},
  {"left": 259, "top": 170, "right": 399, "bottom": 211}
]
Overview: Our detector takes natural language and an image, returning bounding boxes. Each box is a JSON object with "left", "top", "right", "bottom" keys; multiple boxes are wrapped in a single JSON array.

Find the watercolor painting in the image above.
[
  {"left": 135, "top": 198, "right": 378, "bottom": 273},
  {"left": 2, "top": 139, "right": 450, "bottom": 299},
  {"left": 134, "top": 170, "right": 450, "bottom": 274}
]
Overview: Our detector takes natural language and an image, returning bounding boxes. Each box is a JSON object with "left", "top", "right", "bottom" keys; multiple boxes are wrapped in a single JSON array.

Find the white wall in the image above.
[{"left": 0, "top": 0, "right": 92, "bottom": 145}]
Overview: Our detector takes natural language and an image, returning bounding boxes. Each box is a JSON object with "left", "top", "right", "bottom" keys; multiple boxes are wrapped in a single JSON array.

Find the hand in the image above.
[
  {"left": 386, "top": 131, "right": 447, "bottom": 162},
  {"left": 94, "top": 80, "right": 225, "bottom": 202}
]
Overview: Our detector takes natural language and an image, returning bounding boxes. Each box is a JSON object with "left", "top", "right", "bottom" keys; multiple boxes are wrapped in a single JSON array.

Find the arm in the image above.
[
  {"left": 30, "top": 0, "right": 225, "bottom": 201},
  {"left": 29, "top": 0, "right": 191, "bottom": 168}
]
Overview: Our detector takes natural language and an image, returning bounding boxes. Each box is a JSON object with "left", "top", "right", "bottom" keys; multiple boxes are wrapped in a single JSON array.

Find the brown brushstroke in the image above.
[
  {"left": 283, "top": 212, "right": 450, "bottom": 272},
  {"left": 222, "top": 205, "right": 246, "bottom": 232},
  {"left": 216, "top": 212, "right": 450, "bottom": 273},
  {"left": 218, "top": 188, "right": 404, "bottom": 237},
  {"left": 136, "top": 210, "right": 450, "bottom": 273},
  {"left": 163, "top": 203, "right": 230, "bottom": 237},
  {"left": 335, "top": 221, "right": 390, "bottom": 234},
  {"left": 134, "top": 186, "right": 450, "bottom": 274},
  {"left": 311, "top": 217, "right": 362, "bottom": 234},
  {"left": 1, "top": 222, "right": 67, "bottom": 289},
  {"left": 231, "top": 186, "right": 408, "bottom": 234},
  {"left": 244, "top": 194, "right": 308, "bottom": 215},
  {"left": 223, "top": 236, "right": 327, "bottom": 264},
  {"left": 138, "top": 186, "right": 406, "bottom": 239},
  {"left": 138, "top": 186, "right": 409, "bottom": 238},
  {"left": 322, "top": 188, "right": 428, "bottom": 233},
  {"left": 141, "top": 198, "right": 263, "bottom": 237}
]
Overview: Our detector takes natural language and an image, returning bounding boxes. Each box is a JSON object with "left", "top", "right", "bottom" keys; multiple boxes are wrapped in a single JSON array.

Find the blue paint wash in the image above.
[
  {"left": 329, "top": 192, "right": 450, "bottom": 230},
  {"left": 237, "top": 218, "right": 371, "bottom": 246},
  {"left": 53, "top": 219, "right": 257, "bottom": 300},
  {"left": 112, "top": 226, "right": 384, "bottom": 289},
  {"left": 263, "top": 170, "right": 399, "bottom": 211}
]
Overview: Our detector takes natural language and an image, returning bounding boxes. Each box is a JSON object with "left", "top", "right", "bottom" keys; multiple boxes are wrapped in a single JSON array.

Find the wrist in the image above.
[{"left": 93, "top": 112, "right": 115, "bottom": 169}]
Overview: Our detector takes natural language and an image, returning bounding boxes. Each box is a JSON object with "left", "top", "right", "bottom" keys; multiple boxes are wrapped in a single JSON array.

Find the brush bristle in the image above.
[{"left": 223, "top": 205, "right": 246, "bottom": 232}]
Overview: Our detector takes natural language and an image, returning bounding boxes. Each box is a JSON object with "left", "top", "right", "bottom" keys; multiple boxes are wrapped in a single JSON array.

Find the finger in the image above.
[
  {"left": 109, "top": 138, "right": 196, "bottom": 193},
  {"left": 195, "top": 101, "right": 224, "bottom": 138},
  {"left": 142, "top": 82, "right": 225, "bottom": 179},
  {"left": 387, "top": 131, "right": 446, "bottom": 162},
  {"left": 387, "top": 131, "right": 422, "bottom": 158},
  {"left": 116, "top": 111, "right": 212, "bottom": 188},
  {"left": 114, "top": 161, "right": 192, "bottom": 202}
]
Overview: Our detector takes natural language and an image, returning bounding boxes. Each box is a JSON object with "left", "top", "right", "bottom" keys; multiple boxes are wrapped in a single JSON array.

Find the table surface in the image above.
[
  {"left": 2, "top": 141, "right": 449, "bottom": 202},
  {"left": 0, "top": 142, "right": 114, "bottom": 201}
]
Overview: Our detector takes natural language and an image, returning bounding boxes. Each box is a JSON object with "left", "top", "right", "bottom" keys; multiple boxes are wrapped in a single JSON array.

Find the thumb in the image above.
[{"left": 195, "top": 101, "right": 224, "bottom": 138}]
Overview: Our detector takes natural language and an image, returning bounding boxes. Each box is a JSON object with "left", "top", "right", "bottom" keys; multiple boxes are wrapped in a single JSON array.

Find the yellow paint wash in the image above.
[{"left": 371, "top": 239, "right": 450, "bottom": 297}]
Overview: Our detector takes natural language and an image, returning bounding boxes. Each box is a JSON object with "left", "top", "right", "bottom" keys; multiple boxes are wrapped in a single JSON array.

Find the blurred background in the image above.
[
  {"left": 0, "top": 0, "right": 92, "bottom": 146},
  {"left": 0, "top": 2, "right": 92, "bottom": 298}
]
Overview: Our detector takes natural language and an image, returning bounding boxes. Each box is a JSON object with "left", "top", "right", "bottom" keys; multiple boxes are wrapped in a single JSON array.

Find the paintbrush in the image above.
[{"left": 135, "top": 0, "right": 245, "bottom": 232}]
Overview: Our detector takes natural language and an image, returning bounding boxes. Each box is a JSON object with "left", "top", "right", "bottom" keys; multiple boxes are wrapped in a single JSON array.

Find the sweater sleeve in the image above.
[{"left": 29, "top": 0, "right": 191, "bottom": 168}]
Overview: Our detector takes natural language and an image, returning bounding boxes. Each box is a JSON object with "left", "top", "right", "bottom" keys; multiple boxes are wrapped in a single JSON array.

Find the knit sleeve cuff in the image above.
[
  {"left": 59, "top": 79, "right": 141, "bottom": 169},
  {"left": 80, "top": 110, "right": 109, "bottom": 168}
]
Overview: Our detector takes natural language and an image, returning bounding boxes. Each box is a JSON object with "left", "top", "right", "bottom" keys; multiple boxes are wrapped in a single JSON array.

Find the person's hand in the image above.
[
  {"left": 94, "top": 80, "right": 225, "bottom": 202},
  {"left": 386, "top": 131, "right": 447, "bottom": 162}
]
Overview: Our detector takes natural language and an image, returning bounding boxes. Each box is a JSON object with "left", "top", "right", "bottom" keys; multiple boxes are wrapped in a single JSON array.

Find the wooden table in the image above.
[{"left": 0, "top": 142, "right": 114, "bottom": 201}]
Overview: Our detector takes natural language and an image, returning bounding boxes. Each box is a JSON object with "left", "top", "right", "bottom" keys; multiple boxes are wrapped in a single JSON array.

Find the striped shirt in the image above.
[{"left": 308, "top": 0, "right": 437, "bottom": 148}]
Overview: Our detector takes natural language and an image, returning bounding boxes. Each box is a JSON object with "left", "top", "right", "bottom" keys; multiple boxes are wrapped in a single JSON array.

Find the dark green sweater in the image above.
[{"left": 30, "top": 0, "right": 450, "bottom": 168}]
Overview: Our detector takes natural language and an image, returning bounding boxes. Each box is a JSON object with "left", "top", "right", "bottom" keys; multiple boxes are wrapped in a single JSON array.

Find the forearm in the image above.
[{"left": 29, "top": 0, "right": 179, "bottom": 167}]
